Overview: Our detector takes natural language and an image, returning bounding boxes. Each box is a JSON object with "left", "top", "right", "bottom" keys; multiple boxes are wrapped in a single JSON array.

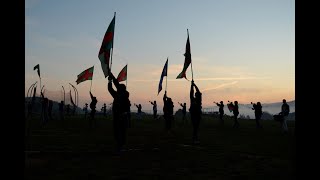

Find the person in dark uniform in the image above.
[
  {"left": 149, "top": 101, "right": 158, "bottom": 119},
  {"left": 280, "top": 99, "right": 290, "bottom": 133},
  {"left": 103, "top": 103, "right": 107, "bottom": 117},
  {"left": 190, "top": 80, "right": 202, "bottom": 144},
  {"left": 232, "top": 101, "right": 240, "bottom": 128},
  {"left": 179, "top": 102, "right": 187, "bottom": 125},
  {"left": 251, "top": 101, "right": 263, "bottom": 128},
  {"left": 108, "top": 71, "right": 131, "bottom": 154},
  {"left": 163, "top": 91, "right": 174, "bottom": 133},
  {"left": 89, "top": 91, "right": 98, "bottom": 128},
  {"left": 215, "top": 101, "right": 224, "bottom": 125},
  {"left": 134, "top": 103, "right": 142, "bottom": 120},
  {"left": 83, "top": 103, "right": 88, "bottom": 120}
]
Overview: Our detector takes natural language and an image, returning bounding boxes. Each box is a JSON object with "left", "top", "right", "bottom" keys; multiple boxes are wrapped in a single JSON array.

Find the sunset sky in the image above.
[{"left": 25, "top": 0, "right": 294, "bottom": 111}]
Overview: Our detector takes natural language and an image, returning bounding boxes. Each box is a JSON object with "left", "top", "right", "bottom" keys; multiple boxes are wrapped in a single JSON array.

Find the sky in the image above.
[{"left": 25, "top": 0, "right": 295, "bottom": 111}]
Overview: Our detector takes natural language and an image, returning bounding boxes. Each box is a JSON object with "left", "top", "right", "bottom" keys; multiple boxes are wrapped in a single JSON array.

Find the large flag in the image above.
[
  {"left": 158, "top": 58, "right": 168, "bottom": 95},
  {"left": 76, "top": 66, "right": 94, "bottom": 85},
  {"left": 98, "top": 14, "right": 115, "bottom": 77},
  {"left": 176, "top": 33, "right": 191, "bottom": 79},
  {"left": 227, "top": 103, "right": 234, "bottom": 112},
  {"left": 117, "top": 64, "right": 127, "bottom": 82},
  {"left": 34, "top": 64, "right": 40, "bottom": 78}
]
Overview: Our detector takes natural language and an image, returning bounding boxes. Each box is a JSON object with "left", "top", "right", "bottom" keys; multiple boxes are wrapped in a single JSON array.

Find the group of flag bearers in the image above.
[{"left": 26, "top": 12, "right": 291, "bottom": 155}]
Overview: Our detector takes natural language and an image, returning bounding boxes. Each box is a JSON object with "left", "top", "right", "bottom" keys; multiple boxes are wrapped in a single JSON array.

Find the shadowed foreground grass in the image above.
[{"left": 24, "top": 114, "right": 295, "bottom": 180}]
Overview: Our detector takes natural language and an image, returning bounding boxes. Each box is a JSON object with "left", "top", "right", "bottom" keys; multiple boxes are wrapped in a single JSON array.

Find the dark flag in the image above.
[
  {"left": 158, "top": 58, "right": 168, "bottom": 95},
  {"left": 34, "top": 64, "right": 40, "bottom": 78},
  {"left": 176, "top": 33, "right": 191, "bottom": 79}
]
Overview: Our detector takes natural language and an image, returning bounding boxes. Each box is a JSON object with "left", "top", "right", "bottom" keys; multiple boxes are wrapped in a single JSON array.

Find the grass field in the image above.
[{"left": 24, "top": 114, "right": 295, "bottom": 180}]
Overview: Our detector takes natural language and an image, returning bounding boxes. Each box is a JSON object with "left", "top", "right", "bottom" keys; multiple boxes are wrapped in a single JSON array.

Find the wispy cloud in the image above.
[
  {"left": 130, "top": 76, "right": 270, "bottom": 82},
  {"left": 202, "top": 81, "right": 238, "bottom": 92}
]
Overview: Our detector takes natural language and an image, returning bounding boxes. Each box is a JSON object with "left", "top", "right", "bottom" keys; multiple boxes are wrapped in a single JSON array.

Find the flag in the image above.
[
  {"left": 117, "top": 64, "right": 127, "bottom": 82},
  {"left": 227, "top": 103, "right": 234, "bottom": 112},
  {"left": 98, "top": 14, "right": 115, "bottom": 77},
  {"left": 158, "top": 58, "right": 168, "bottom": 95},
  {"left": 34, "top": 64, "right": 40, "bottom": 78},
  {"left": 76, "top": 66, "right": 94, "bottom": 85},
  {"left": 176, "top": 33, "right": 191, "bottom": 79}
]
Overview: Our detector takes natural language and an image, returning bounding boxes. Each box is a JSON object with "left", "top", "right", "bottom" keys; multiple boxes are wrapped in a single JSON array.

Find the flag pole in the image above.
[
  {"left": 165, "top": 57, "right": 168, "bottom": 91},
  {"left": 126, "top": 63, "right": 128, "bottom": 87},
  {"left": 188, "top": 29, "right": 194, "bottom": 81},
  {"left": 90, "top": 65, "right": 94, "bottom": 92},
  {"left": 110, "top": 12, "right": 116, "bottom": 72},
  {"left": 90, "top": 79, "right": 93, "bottom": 92},
  {"left": 39, "top": 77, "right": 42, "bottom": 94}
]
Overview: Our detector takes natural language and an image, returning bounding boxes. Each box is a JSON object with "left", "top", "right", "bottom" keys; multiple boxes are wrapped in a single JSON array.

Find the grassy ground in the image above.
[{"left": 24, "top": 114, "right": 295, "bottom": 180}]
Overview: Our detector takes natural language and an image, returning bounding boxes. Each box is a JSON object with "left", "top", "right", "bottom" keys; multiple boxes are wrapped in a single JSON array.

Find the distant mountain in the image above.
[{"left": 206, "top": 100, "right": 295, "bottom": 120}]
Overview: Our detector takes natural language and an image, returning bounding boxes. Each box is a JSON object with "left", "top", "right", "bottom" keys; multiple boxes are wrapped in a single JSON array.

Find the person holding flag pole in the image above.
[
  {"left": 107, "top": 70, "right": 130, "bottom": 154},
  {"left": 177, "top": 29, "right": 202, "bottom": 144},
  {"left": 101, "top": 12, "right": 130, "bottom": 154},
  {"left": 116, "top": 64, "right": 131, "bottom": 127},
  {"left": 75, "top": 65, "right": 96, "bottom": 128},
  {"left": 159, "top": 58, "right": 174, "bottom": 132}
]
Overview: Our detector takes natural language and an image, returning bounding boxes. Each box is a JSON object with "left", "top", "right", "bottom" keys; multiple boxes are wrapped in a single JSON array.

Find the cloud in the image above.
[{"left": 202, "top": 81, "right": 238, "bottom": 92}]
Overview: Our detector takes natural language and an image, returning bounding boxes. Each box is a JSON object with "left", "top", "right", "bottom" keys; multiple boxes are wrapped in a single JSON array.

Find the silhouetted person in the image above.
[
  {"left": 251, "top": 102, "right": 263, "bottom": 128},
  {"left": 58, "top": 101, "right": 64, "bottom": 121},
  {"left": 83, "top": 103, "right": 88, "bottom": 120},
  {"left": 232, "top": 101, "right": 240, "bottom": 128},
  {"left": 280, "top": 99, "right": 290, "bottom": 133},
  {"left": 48, "top": 100, "right": 53, "bottom": 120},
  {"left": 103, "top": 103, "right": 107, "bottom": 117},
  {"left": 108, "top": 71, "right": 130, "bottom": 154},
  {"left": 190, "top": 81, "right": 202, "bottom": 144},
  {"left": 40, "top": 91, "right": 49, "bottom": 126},
  {"left": 150, "top": 101, "right": 158, "bottom": 119},
  {"left": 179, "top": 102, "right": 187, "bottom": 124},
  {"left": 215, "top": 101, "right": 224, "bottom": 125},
  {"left": 135, "top": 103, "right": 142, "bottom": 120},
  {"left": 89, "top": 91, "right": 98, "bottom": 128},
  {"left": 163, "top": 91, "right": 174, "bottom": 132}
]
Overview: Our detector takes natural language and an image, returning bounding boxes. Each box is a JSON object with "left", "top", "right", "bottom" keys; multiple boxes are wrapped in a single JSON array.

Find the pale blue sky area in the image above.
[{"left": 26, "top": 0, "right": 294, "bottom": 110}]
